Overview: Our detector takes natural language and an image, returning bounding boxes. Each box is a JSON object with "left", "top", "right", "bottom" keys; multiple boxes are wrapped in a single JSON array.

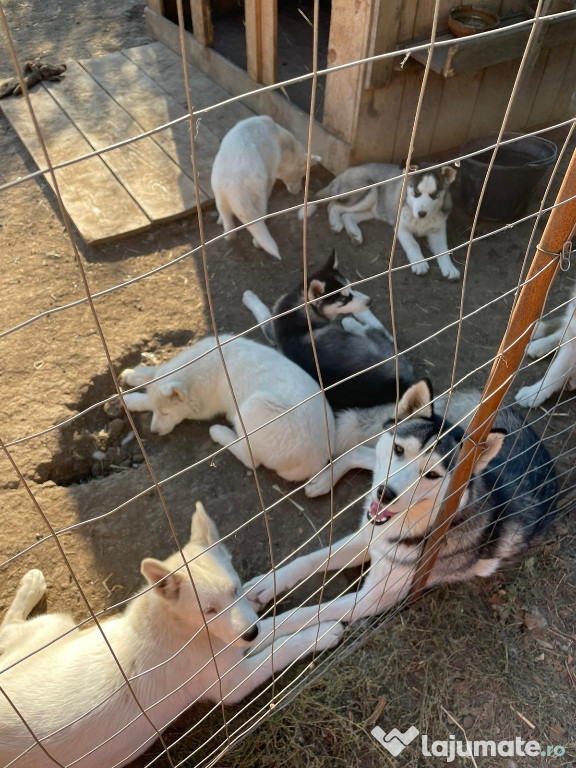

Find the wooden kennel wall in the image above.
[{"left": 145, "top": 0, "right": 576, "bottom": 173}]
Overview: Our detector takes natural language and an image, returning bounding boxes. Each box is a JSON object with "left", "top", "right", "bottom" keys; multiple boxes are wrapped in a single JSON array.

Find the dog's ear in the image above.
[
  {"left": 396, "top": 379, "right": 434, "bottom": 420},
  {"left": 324, "top": 249, "right": 338, "bottom": 271},
  {"left": 470, "top": 429, "right": 507, "bottom": 475},
  {"left": 307, "top": 279, "right": 326, "bottom": 302},
  {"left": 141, "top": 558, "right": 184, "bottom": 601},
  {"left": 159, "top": 381, "right": 186, "bottom": 402},
  {"left": 190, "top": 501, "right": 221, "bottom": 547},
  {"left": 440, "top": 166, "right": 458, "bottom": 186}
]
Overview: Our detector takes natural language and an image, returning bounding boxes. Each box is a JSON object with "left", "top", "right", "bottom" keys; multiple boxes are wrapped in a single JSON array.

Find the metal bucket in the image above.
[{"left": 459, "top": 132, "right": 557, "bottom": 221}]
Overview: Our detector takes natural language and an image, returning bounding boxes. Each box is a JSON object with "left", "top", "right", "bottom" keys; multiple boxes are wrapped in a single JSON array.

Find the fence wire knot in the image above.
[{"left": 535, "top": 241, "right": 573, "bottom": 272}]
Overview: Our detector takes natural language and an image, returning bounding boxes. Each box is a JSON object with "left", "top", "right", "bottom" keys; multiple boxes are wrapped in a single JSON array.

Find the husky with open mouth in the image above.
[{"left": 245, "top": 380, "right": 557, "bottom": 627}]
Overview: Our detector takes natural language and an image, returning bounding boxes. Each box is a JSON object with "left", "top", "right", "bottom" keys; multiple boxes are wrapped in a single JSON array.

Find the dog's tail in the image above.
[
  {"left": 243, "top": 290, "right": 276, "bottom": 345},
  {"left": 246, "top": 220, "right": 281, "bottom": 260}
]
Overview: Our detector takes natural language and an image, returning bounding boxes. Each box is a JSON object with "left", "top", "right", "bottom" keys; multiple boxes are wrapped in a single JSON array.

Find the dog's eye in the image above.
[
  {"left": 430, "top": 192, "right": 438, "bottom": 200},
  {"left": 203, "top": 607, "right": 217, "bottom": 616},
  {"left": 394, "top": 443, "right": 404, "bottom": 456},
  {"left": 425, "top": 470, "right": 441, "bottom": 480},
  {"left": 413, "top": 190, "right": 421, "bottom": 198}
]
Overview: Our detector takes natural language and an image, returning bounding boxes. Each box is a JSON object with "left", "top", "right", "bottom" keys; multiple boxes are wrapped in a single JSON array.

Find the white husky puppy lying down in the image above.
[
  {"left": 211, "top": 115, "right": 320, "bottom": 260},
  {"left": 121, "top": 335, "right": 335, "bottom": 483},
  {"left": 0, "top": 503, "right": 344, "bottom": 768}
]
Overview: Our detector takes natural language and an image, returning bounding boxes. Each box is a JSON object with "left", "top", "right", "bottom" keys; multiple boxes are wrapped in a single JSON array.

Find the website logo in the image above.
[{"left": 371, "top": 725, "right": 420, "bottom": 756}]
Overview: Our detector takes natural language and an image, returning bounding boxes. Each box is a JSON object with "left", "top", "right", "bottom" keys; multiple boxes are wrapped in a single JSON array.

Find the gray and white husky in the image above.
[
  {"left": 299, "top": 163, "right": 460, "bottom": 280},
  {"left": 243, "top": 250, "right": 416, "bottom": 411},
  {"left": 245, "top": 380, "right": 557, "bottom": 627}
]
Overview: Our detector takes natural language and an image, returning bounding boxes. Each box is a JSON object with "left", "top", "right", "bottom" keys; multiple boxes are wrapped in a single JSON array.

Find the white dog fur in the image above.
[
  {"left": 0, "top": 503, "right": 344, "bottom": 768},
  {"left": 211, "top": 115, "right": 320, "bottom": 260},
  {"left": 121, "top": 335, "right": 335, "bottom": 483},
  {"left": 516, "top": 288, "right": 576, "bottom": 408}
]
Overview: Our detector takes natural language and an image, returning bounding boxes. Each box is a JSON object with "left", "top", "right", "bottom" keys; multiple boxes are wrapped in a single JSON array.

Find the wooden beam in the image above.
[
  {"left": 244, "top": 0, "right": 277, "bottom": 85},
  {"left": 365, "top": 0, "right": 403, "bottom": 89},
  {"left": 323, "top": 0, "right": 375, "bottom": 144},
  {"left": 190, "top": 0, "right": 213, "bottom": 48}
]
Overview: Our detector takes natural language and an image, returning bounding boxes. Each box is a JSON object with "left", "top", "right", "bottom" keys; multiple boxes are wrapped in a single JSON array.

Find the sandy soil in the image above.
[{"left": 0, "top": 2, "right": 574, "bottom": 766}]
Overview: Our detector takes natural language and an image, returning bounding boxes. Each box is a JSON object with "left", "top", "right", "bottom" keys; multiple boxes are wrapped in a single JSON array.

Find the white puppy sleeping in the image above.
[
  {"left": 211, "top": 115, "right": 320, "bottom": 260},
  {"left": 121, "top": 335, "right": 335, "bottom": 483}
]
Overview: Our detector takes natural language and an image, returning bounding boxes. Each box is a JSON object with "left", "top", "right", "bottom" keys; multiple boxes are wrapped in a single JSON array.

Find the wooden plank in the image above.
[
  {"left": 80, "top": 50, "right": 214, "bottom": 199},
  {"left": 45, "top": 61, "right": 199, "bottom": 222},
  {"left": 322, "top": 0, "right": 374, "bottom": 144},
  {"left": 525, "top": 41, "right": 573, "bottom": 127},
  {"left": 365, "top": 0, "right": 403, "bottom": 89},
  {"left": 549, "top": 41, "right": 576, "bottom": 124},
  {"left": 428, "top": 69, "right": 484, "bottom": 154},
  {"left": 351, "top": 76, "right": 404, "bottom": 164},
  {"left": 1, "top": 87, "right": 151, "bottom": 244},
  {"left": 190, "top": 0, "right": 213, "bottom": 48},
  {"left": 144, "top": 10, "right": 352, "bottom": 173},
  {"left": 244, "top": 0, "right": 277, "bottom": 85},
  {"left": 408, "top": 14, "right": 576, "bottom": 78},
  {"left": 122, "top": 42, "right": 254, "bottom": 140},
  {"left": 466, "top": 59, "right": 519, "bottom": 138}
]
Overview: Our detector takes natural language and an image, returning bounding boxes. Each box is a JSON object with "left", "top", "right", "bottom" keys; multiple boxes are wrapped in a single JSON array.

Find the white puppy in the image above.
[
  {"left": 0, "top": 502, "right": 343, "bottom": 768},
  {"left": 211, "top": 115, "right": 320, "bottom": 260},
  {"left": 516, "top": 288, "right": 576, "bottom": 408},
  {"left": 121, "top": 335, "right": 335, "bottom": 483}
]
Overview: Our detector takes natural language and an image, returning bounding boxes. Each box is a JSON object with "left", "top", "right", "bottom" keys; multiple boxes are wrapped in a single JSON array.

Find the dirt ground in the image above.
[{"left": 0, "top": 2, "right": 575, "bottom": 766}]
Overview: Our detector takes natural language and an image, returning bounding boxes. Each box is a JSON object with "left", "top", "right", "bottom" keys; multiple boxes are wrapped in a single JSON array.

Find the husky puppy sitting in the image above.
[
  {"left": 0, "top": 502, "right": 344, "bottom": 768},
  {"left": 211, "top": 115, "right": 320, "bottom": 260},
  {"left": 299, "top": 163, "right": 460, "bottom": 280},
  {"left": 516, "top": 287, "right": 576, "bottom": 408},
  {"left": 121, "top": 335, "right": 335, "bottom": 484},
  {"left": 245, "top": 380, "right": 557, "bottom": 628},
  {"left": 243, "top": 250, "right": 416, "bottom": 411}
]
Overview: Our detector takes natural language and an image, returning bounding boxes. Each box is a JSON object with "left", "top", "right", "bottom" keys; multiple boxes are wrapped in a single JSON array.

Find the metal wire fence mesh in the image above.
[{"left": 0, "top": 1, "right": 575, "bottom": 766}]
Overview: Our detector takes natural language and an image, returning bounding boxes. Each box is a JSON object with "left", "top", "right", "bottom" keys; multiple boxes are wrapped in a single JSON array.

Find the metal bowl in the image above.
[{"left": 448, "top": 5, "right": 500, "bottom": 36}]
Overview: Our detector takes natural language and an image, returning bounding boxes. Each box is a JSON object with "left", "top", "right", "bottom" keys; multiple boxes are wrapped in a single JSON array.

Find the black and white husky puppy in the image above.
[
  {"left": 243, "top": 250, "right": 416, "bottom": 412},
  {"left": 245, "top": 380, "right": 557, "bottom": 627},
  {"left": 299, "top": 163, "right": 460, "bottom": 280}
]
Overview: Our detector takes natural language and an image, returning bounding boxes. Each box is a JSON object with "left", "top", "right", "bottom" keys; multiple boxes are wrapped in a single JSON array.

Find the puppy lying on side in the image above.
[
  {"left": 211, "top": 115, "right": 320, "bottom": 260},
  {"left": 243, "top": 249, "right": 416, "bottom": 411},
  {"left": 0, "top": 503, "right": 344, "bottom": 768},
  {"left": 299, "top": 163, "right": 460, "bottom": 279},
  {"left": 246, "top": 381, "right": 557, "bottom": 630},
  {"left": 121, "top": 335, "right": 335, "bottom": 483},
  {"left": 516, "top": 287, "right": 576, "bottom": 408}
]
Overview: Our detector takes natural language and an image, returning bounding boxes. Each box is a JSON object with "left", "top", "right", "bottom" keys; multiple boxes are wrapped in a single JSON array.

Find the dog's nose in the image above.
[
  {"left": 241, "top": 625, "right": 259, "bottom": 643},
  {"left": 418, "top": 210, "right": 427, "bottom": 218},
  {"left": 377, "top": 485, "right": 396, "bottom": 504}
]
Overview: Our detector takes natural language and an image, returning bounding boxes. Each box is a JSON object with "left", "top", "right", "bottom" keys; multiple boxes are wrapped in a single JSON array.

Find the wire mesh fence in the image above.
[{"left": 0, "top": 1, "right": 575, "bottom": 766}]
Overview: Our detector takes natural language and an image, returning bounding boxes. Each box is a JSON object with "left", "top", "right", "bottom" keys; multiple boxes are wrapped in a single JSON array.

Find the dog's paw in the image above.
[
  {"left": 243, "top": 574, "right": 276, "bottom": 609},
  {"left": 313, "top": 621, "right": 346, "bottom": 651},
  {"left": 305, "top": 467, "right": 333, "bottom": 497},
  {"left": 515, "top": 383, "right": 547, "bottom": 409},
  {"left": 441, "top": 263, "right": 461, "bottom": 281},
  {"left": 21, "top": 569, "right": 47, "bottom": 600},
  {"left": 410, "top": 259, "right": 430, "bottom": 276},
  {"left": 526, "top": 336, "right": 557, "bottom": 360},
  {"left": 120, "top": 367, "right": 136, "bottom": 385},
  {"left": 349, "top": 233, "right": 364, "bottom": 246}
]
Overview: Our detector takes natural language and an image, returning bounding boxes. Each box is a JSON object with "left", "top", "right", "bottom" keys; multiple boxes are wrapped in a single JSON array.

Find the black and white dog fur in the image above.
[
  {"left": 299, "top": 163, "right": 460, "bottom": 280},
  {"left": 243, "top": 250, "right": 416, "bottom": 411},
  {"left": 245, "top": 380, "right": 557, "bottom": 627}
]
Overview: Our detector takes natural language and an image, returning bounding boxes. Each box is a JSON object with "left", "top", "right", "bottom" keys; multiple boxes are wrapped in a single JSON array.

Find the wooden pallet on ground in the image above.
[{"left": 1, "top": 42, "right": 254, "bottom": 245}]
